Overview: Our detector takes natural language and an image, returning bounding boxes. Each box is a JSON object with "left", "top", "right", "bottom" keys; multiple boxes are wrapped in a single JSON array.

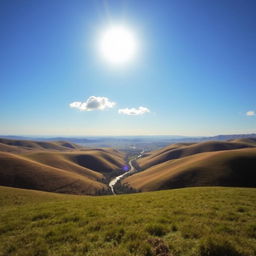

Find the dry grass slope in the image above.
[
  {"left": 0, "top": 138, "right": 83, "bottom": 153},
  {"left": 230, "top": 137, "right": 256, "bottom": 146},
  {"left": 0, "top": 138, "right": 126, "bottom": 195},
  {"left": 124, "top": 148, "right": 256, "bottom": 192},
  {"left": 0, "top": 152, "right": 106, "bottom": 195},
  {"left": 138, "top": 140, "right": 255, "bottom": 170}
]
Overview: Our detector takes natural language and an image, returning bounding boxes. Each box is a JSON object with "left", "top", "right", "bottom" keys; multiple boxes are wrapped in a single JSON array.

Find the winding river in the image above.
[{"left": 109, "top": 151, "right": 144, "bottom": 195}]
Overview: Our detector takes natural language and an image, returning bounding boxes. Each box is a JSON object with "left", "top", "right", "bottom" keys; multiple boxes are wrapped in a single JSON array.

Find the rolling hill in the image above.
[
  {"left": 123, "top": 147, "right": 256, "bottom": 192},
  {"left": 1, "top": 137, "right": 256, "bottom": 195},
  {"left": 24, "top": 149, "right": 125, "bottom": 176},
  {"left": 137, "top": 140, "right": 255, "bottom": 170},
  {"left": 229, "top": 137, "right": 256, "bottom": 146},
  {"left": 0, "top": 138, "right": 126, "bottom": 195},
  {"left": 0, "top": 151, "right": 108, "bottom": 195},
  {"left": 0, "top": 138, "right": 84, "bottom": 153}
]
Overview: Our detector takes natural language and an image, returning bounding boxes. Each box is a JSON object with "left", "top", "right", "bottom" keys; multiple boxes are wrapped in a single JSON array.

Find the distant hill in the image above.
[
  {"left": 1, "top": 133, "right": 256, "bottom": 150},
  {"left": 0, "top": 138, "right": 84, "bottom": 153},
  {"left": 229, "top": 137, "right": 256, "bottom": 146},
  {"left": 0, "top": 138, "right": 126, "bottom": 195},
  {"left": 207, "top": 134, "right": 256, "bottom": 141}
]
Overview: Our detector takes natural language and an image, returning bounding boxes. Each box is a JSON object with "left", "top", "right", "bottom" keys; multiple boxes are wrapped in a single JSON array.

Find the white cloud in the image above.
[
  {"left": 70, "top": 96, "right": 116, "bottom": 111},
  {"left": 246, "top": 110, "right": 255, "bottom": 116},
  {"left": 118, "top": 106, "right": 150, "bottom": 115},
  {"left": 70, "top": 101, "right": 82, "bottom": 109}
]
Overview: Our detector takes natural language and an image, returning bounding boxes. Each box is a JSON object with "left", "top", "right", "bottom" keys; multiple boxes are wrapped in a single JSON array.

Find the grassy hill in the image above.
[
  {"left": 0, "top": 186, "right": 255, "bottom": 256},
  {"left": 0, "top": 138, "right": 84, "bottom": 153},
  {"left": 138, "top": 140, "right": 255, "bottom": 170},
  {"left": 0, "top": 151, "right": 107, "bottom": 195},
  {"left": 24, "top": 149, "right": 125, "bottom": 176},
  {"left": 230, "top": 138, "right": 256, "bottom": 146},
  {"left": 0, "top": 138, "right": 126, "bottom": 195},
  {"left": 123, "top": 148, "right": 256, "bottom": 192}
]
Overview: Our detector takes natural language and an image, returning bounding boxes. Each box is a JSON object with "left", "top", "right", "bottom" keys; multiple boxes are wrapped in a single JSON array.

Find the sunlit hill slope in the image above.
[
  {"left": 0, "top": 138, "right": 125, "bottom": 195},
  {"left": 123, "top": 140, "right": 256, "bottom": 192},
  {"left": 0, "top": 138, "right": 84, "bottom": 153}
]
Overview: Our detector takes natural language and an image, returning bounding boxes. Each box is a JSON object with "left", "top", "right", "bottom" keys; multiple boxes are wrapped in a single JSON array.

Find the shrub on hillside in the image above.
[
  {"left": 198, "top": 236, "right": 243, "bottom": 256},
  {"left": 145, "top": 223, "right": 167, "bottom": 237}
]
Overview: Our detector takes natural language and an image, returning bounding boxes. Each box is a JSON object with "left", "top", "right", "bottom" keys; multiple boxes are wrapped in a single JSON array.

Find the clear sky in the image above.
[{"left": 1, "top": 0, "right": 255, "bottom": 136}]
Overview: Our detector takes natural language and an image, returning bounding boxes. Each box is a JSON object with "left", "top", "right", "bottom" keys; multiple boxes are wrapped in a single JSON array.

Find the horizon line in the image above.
[{"left": 0, "top": 132, "right": 256, "bottom": 138}]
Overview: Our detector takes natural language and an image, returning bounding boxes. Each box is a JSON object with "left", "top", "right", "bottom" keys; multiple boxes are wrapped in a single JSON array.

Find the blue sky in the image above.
[{"left": 0, "top": 0, "right": 255, "bottom": 136}]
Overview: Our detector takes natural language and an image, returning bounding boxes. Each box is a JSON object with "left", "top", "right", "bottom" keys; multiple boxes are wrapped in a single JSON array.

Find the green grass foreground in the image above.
[{"left": 0, "top": 186, "right": 255, "bottom": 256}]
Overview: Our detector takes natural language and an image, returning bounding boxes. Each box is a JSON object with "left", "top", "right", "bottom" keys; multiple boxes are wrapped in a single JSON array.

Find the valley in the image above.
[
  {"left": 109, "top": 150, "right": 144, "bottom": 194},
  {"left": 0, "top": 137, "right": 256, "bottom": 195}
]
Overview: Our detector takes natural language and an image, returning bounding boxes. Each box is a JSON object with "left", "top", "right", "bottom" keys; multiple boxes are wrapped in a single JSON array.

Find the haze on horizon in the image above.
[{"left": 0, "top": 0, "right": 255, "bottom": 137}]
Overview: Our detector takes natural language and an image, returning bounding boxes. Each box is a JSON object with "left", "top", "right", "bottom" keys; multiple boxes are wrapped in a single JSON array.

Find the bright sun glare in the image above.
[{"left": 99, "top": 26, "right": 137, "bottom": 65}]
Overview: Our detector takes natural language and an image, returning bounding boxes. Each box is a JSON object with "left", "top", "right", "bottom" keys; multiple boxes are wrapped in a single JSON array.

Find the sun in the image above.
[{"left": 99, "top": 26, "right": 137, "bottom": 65}]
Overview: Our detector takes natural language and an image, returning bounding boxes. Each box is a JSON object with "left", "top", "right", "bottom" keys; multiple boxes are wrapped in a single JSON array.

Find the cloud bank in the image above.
[
  {"left": 246, "top": 110, "right": 255, "bottom": 116},
  {"left": 118, "top": 106, "right": 150, "bottom": 115},
  {"left": 70, "top": 96, "right": 116, "bottom": 111}
]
